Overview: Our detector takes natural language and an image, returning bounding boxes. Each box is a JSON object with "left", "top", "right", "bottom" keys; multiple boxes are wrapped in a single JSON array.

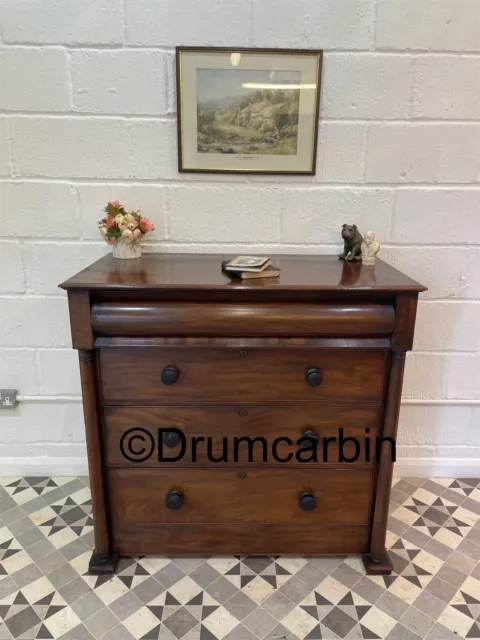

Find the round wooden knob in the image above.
[
  {"left": 166, "top": 490, "right": 184, "bottom": 510},
  {"left": 161, "top": 366, "right": 180, "bottom": 385},
  {"left": 300, "top": 430, "right": 319, "bottom": 449},
  {"left": 305, "top": 368, "right": 323, "bottom": 387},
  {"left": 163, "top": 431, "right": 181, "bottom": 448},
  {"left": 299, "top": 492, "right": 316, "bottom": 511}
]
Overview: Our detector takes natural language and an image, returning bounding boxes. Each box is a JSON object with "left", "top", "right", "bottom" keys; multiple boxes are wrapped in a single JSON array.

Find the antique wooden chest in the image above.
[{"left": 60, "top": 253, "right": 425, "bottom": 575}]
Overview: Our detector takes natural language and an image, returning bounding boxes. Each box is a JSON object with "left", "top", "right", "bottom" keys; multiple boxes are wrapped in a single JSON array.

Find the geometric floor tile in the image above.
[{"left": 0, "top": 476, "right": 479, "bottom": 639}]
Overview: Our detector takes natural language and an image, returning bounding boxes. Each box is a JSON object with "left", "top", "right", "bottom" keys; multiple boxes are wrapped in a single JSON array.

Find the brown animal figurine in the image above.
[{"left": 339, "top": 224, "right": 364, "bottom": 261}]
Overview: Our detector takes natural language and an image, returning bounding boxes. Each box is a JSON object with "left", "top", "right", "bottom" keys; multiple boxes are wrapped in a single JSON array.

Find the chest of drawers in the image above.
[{"left": 60, "top": 253, "right": 425, "bottom": 576}]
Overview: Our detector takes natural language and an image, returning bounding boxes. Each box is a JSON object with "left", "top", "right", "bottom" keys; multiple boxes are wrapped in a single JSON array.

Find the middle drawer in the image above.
[
  {"left": 100, "top": 347, "right": 387, "bottom": 405},
  {"left": 104, "top": 405, "right": 380, "bottom": 467}
]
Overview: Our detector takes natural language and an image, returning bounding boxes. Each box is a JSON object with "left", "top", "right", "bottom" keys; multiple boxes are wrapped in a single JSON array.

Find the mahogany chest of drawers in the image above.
[{"left": 60, "top": 253, "right": 425, "bottom": 575}]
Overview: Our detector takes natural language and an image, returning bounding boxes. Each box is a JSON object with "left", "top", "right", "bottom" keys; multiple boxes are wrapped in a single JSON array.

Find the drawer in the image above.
[
  {"left": 91, "top": 301, "right": 395, "bottom": 337},
  {"left": 100, "top": 347, "right": 387, "bottom": 404},
  {"left": 113, "top": 523, "right": 370, "bottom": 555},
  {"left": 109, "top": 468, "right": 373, "bottom": 525},
  {"left": 104, "top": 405, "right": 380, "bottom": 467}
]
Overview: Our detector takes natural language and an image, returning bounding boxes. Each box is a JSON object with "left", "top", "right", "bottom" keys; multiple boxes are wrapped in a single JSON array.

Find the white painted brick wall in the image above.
[
  {"left": 376, "top": 0, "right": 480, "bottom": 52},
  {"left": 0, "top": 117, "right": 10, "bottom": 175},
  {"left": 413, "top": 56, "right": 480, "bottom": 120},
  {"left": 251, "top": 0, "right": 375, "bottom": 49},
  {"left": 0, "top": 0, "right": 479, "bottom": 473},
  {"left": 70, "top": 50, "right": 169, "bottom": 115},
  {"left": 322, "top": 54, "right": 413, "bottom": 119},
  {"left": 0, "top": 242, "right": 25, "bottom": 293},
  {"left": 0, "top": 48, "right": 70, "bottom": 112},
  {"left": 366, "top": 124, "right": 480, "bottom": 183}
]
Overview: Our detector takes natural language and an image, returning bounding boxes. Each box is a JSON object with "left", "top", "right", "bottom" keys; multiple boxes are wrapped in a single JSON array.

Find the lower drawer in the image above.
[
  {"left": 113, "top": 523, "right": 370, "bottom": 555},
  {"left": 109, "top": 468, "right": 373, "bottom": 525}
]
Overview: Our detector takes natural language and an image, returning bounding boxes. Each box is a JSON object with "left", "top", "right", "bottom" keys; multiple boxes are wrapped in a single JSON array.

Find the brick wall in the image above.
[{"left": 0, "top": 0, "right": 479, "bottom": 475}]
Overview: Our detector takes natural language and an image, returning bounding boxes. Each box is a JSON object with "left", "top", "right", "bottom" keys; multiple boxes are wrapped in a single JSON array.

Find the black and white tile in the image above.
[{"left": 0, "top": 476, "right": 479, "bottom": 639}]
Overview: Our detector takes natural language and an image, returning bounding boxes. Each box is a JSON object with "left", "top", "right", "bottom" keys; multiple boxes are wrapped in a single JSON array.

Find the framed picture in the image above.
[{"left": 176, "top": 47, "right": 322, "bottom": 175}]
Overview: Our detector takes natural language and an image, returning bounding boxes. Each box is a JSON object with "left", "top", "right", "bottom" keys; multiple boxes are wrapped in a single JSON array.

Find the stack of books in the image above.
[{"left": 221, "top": 256, "right": 280, "bottom": 280}]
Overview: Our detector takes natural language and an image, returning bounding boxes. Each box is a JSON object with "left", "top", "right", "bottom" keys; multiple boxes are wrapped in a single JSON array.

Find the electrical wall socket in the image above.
[{"left": 0, "top": 389, "right": 18, "bottom": 409}]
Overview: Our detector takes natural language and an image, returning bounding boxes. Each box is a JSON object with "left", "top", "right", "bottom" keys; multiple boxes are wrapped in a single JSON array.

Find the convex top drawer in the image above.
[
  {"left": 91, "top": 302, "right": 395, "bottom": 337},
  {"left": 99, "top": 347, "right": 387, "bottom": 405}
]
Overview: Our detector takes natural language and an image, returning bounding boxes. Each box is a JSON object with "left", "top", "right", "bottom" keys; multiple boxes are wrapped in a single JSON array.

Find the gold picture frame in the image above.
[{"left": 176, "top": 47, "right": 323, "bottom": 175}]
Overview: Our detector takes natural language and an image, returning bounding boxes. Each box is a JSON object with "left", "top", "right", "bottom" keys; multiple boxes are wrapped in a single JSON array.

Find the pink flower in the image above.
[
  {"left": 109, "top": 200, "right": 121, "bottom": 209},
  {"left": 105, "top": 216, "right": 115, "bottom": 229},
  {"left": 140, "top": 218, "right": 155, "bottom": 233},
  {"left": 133, "top": 228, "right": 142, "bottom": 240}
]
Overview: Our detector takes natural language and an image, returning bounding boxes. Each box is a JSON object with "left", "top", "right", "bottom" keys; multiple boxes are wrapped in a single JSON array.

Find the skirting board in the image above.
[{"left": 0, "top": 456, "right": 479, "bottom": 478}]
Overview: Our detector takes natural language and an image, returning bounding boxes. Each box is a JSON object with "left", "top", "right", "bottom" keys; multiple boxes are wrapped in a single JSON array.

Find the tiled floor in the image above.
[{"left": 0, "top": 477, "right": 479, "bottom": 640}]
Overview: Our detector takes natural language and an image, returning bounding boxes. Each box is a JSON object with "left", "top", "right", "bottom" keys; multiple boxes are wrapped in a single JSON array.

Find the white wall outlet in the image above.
[{"left": 0, "top": 389, "right": 18, "bottom": 409}]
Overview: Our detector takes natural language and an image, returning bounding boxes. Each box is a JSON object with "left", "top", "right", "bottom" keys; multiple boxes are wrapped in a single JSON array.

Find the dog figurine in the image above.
[{"left": 339, "top": 224, "right": 364, "bottom": 261}]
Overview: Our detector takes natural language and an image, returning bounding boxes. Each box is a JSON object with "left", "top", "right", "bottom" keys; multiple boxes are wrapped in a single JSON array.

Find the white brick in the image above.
[
  {"left": 469, "top": 409, "right": 480, "bottom": 445},
  {"left": 282, "top": 189, "right": 393, "bottom": 244},
  {"left": 403, "top": 353, "right": 480, "bottom": 399},
  {"left": 0, "top": 117, "right": 10, "bottom": 176},
  {"left": 315, "top": 123, "right": 367, "bottom": 183},
  {"left": 23, "top": 242, "right": 108, "bottom": 295},
  {"left": 0, "top": 0, "right": 123, "bottom": 44},
  {"left": 0, "top": 403, "right": 85, "bottom": 444},
  {"left": 169, "top": 187, "right": 281, "bottom": 243},
  {"left": 464, "top": 249, "right": 480, "bottom": 299},
  {"left": 128, "top": 120, "right": 177, "bottom": 180},
  {"left": 392, "top": 189, "right": 480, "bottom": 244},
  {"left": 366, "top": 124, "right": 480, "bottom": 183},
  {"left": 0, "top": 350, "right": 38, "bottom": 394},
  {"left": 76, "top": 185, "right": 167, "bottom": 241},
  {"left": 377, "top": 0, "right": 480, "bottom": 51},
  {"left": 0, "top": 48, "right": 69, "bottom": 111},
  {"left": 0, "top": 242, "right": 25, "bottom": 293},
  {"left": 403, "top": 353, "right": 447, "bottom": 399},
  {"left": 125, "top": 0, "right": 250, "bottom": 46},
  {"left": 71, "top": 50, "right": 168, "bottom": 115},
  {"left": 381, "top": 247, "right": 470, "bottom": 299},
  {"left": 398, "top": 405, "right": 473, "bottom": 446},
  {"left": 37, "top": 350, "right": 81, "bottom": 395},
  {"left": 445, "top": 354, "right": 480, "bottom": 400},
  {"left": 413, "top": 56, "right": 480, "bottom": 120},
  {"left": 252, "top": 0, "right": 375, "bottom": 49},
  {"left": 10, "top": 117, "right": 131, "bottom": 178},
  {"left": 0, "top": 183, "right": 78, "bottom": 238},
  {"left": 0, "top": 297, "right": 70, "bottom": 347},
  {"left": 322, "top": 54, "right": 413, "bottom": 119},
  {"left": 414, "top": 302, "right": 480, "bottom": 352}
]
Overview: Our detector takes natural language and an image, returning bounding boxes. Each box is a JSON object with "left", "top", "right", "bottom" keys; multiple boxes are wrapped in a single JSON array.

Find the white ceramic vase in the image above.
[{"left": 112, "top": 240, "right": 142, "bottom": 260}]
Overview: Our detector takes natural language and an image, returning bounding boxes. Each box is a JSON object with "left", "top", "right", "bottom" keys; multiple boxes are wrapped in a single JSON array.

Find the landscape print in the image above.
[{"left": 196, "top": 69, "right": 301, "bottom": 155}]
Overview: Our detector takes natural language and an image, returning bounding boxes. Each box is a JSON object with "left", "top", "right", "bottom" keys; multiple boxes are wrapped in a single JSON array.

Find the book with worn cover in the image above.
[
  {"left": 222, "top": 262, "right": 280, "bottom": 280},
  {"left": 224, "top": 256, "right": 271, "bottom": 272}
]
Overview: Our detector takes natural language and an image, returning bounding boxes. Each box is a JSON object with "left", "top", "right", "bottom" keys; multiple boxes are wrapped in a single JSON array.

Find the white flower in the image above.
[
  {"left": 99, "top": 226, "right": 108, "bottom": 236},
  {"left": 114, "top": 214, "right": 125, "bottom": 224},
  {"left": 122, "top": 229, "right": 134, "bottom": 243},
  {"left": 125, "top": 213, "right": 135, "bottom": 222},
  {"left": 127, "top": 220, "right": 138, "bottom": 230},
  {"left": 118, "top": 220, "right": 128, "bottom": 230}
]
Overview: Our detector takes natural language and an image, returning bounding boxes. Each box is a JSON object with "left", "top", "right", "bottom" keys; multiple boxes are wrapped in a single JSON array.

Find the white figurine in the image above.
[{"left": 361, "top": 231, "right": 380, "bottom": 266}]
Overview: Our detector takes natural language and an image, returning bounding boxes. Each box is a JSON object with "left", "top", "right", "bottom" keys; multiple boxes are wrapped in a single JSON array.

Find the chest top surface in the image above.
[{"left": 60, "top": 253, "right": 425, "bottom": 294}]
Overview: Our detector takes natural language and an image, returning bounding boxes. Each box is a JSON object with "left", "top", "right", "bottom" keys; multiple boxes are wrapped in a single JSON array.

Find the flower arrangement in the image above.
[{"left": 98, "top": 201, "right": 154, "bottom": 259}]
